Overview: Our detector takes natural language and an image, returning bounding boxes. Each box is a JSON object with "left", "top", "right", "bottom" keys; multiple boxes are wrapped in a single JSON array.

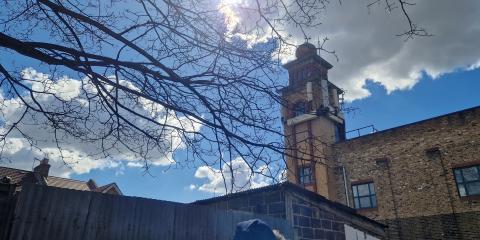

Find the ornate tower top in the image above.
[
  {"left": 282, "top": 43, "right": 334, "bottom": 87},
  {"left": 295, "top": 42, "right": 317, "bottom": 59}
]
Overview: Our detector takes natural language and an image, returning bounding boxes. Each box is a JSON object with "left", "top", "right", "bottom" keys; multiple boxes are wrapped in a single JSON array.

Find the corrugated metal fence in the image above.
[{"left": 7, "top": 184, "right": 292, "bottom": 240}]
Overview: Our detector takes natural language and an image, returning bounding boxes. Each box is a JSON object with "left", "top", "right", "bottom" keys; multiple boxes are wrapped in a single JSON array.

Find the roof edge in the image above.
[
  {"left": 98, "top": 182, "right": 123, "bottom": 195},
  {"left": 193, "top": 182, "right": 386, "bottom": 228},
  {"left": 342, "top": 105, "right": 480, "bottom": 143},
  {"left": 283, "top": 55, "right": 333, "bottom": 70}
]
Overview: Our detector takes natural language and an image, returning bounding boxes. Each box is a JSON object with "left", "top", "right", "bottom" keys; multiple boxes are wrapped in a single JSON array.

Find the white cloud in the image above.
[
  {"left": 278, "top": 169, "right": 287, "bottom": 183},
  {"left": 320, "top": 0, "right": 480, "bottom": 100},
  {"left": 0, "top": 68, "right": 201, "bottom": 177},
  {"left": 126, "top": 162, "right": 143, "bottom": 168},
  {"left": 193, "top": 157, "right": 274, "bottom": 194},
  {"left": 221, "top": 0, "right": 480, "bottom": 100},
  {"left": 3, "top": 138, "right": 25, "bottom": 155}
]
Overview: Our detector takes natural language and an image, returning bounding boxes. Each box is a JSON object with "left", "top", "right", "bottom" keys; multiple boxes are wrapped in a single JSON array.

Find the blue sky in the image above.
[
  {"left": 2, "top": 0, "right": 480, "bottom": 203},
  {"left": 345, "top": 69, "right": 480, "bottom": 136},
  {"left": 73, "top": 68, "right": 480, "bottom": 203}
]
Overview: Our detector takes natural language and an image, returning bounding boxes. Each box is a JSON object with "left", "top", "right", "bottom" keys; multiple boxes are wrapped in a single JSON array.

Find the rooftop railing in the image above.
[{"left": 346, "top": 125, "right": 378, "bottom": 139}]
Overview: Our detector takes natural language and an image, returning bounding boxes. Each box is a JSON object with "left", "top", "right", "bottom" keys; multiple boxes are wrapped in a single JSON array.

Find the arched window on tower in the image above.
[{"left": 293, "top": 102, "right": 307, "bottom": 117}]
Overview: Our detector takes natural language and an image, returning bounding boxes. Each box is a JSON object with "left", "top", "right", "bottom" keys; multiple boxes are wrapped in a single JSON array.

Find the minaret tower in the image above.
[{"left": 280, "top": 43, "right": 345, "bottom": 199}]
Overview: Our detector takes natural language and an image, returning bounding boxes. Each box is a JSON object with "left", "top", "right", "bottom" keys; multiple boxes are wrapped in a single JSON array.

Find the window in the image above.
[
  {"left": 352, "top": 182, "right": 377, "bottom": 209},
  {"left": 293, "top": 102, "right": 306, "bottom": 117},
  {"left": 454, "top": 165, "right": 480, "bottom": 197},
  {"left": 299, "top": 166, "right": 313, "bottom": 184},
  {"left": 334, "top": 124, "right": 344, "bottom": 142}
]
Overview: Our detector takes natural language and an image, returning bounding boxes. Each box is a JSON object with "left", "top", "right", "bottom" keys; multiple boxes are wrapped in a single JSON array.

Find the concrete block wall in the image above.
[
  {"left": 290, "top": 194, "right": 346, "bottom": 240},
  {"left": 194, "top": 184, "right": 385, "bottom": 240}
]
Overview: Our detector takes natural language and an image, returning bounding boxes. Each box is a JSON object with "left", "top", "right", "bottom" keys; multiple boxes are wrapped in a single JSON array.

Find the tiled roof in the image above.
[
  {"left": 95, "top": 183, "right": 113, "bottom": 192},
  {"left": 46, "top": 176, "right": 91, "bottom": 191},
  {"left": 0, "top": 166, "right": 120, "bottom": 194},
  {"left": 94, "top": 182, "right": 123, "bottom": 195},
  {"left": 0, "top": 167, "right": 31, "bottom": 184}
]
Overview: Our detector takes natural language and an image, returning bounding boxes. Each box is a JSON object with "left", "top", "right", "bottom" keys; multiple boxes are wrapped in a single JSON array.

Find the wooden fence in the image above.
[
  {"left": 6, "top": 184, "right": 292, "bottom": 240},
  {"left": 0, "top": 195, "right": 15, "bottom": 240}
]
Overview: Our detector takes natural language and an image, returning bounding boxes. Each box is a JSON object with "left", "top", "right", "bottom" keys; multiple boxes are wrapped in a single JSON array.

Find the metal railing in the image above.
[{"left": 346, "top": 125, "right": 378, "bottom": 139}]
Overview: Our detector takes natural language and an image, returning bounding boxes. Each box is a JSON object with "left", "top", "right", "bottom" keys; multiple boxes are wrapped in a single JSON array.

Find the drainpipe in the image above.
[
  {"left": 437, "top": 149, "right": 463, "bottom": 239},
  {"left": 385, "top": 160, "right": 403, "bottom": 240},
  {"left": 342, "top": 166, "right": 350, "bottom": 207}
]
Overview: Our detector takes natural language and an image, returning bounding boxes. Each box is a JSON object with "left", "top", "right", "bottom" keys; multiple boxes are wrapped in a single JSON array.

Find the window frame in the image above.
[
  {"left": 334, "top": 124, "right": 344, "bottom": 142},
  {"left": 292, "top": 102, "right": 307, "bottom": 117},
  {"left": 299, "top": 166, "right": 314, "bottom": 185},
  {"left": 351, "top": 181, "right": 377, "bottom": 210},
  {"left": 453, "top": 165, "right": 480, "bottom": 198}
]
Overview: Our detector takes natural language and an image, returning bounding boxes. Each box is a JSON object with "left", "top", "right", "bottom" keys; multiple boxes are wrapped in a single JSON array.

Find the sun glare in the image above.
[
  {"left": 218, "top": 0, "right": 242, "bottom": 33},
  {"left": 219, "top": 0, "right": 242, "bottom": 6}
]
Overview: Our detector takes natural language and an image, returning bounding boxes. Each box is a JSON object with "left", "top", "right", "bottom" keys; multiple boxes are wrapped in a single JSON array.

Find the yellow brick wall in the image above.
[{"left": 333, "top": 107, "right": 480, "bottom": 222}]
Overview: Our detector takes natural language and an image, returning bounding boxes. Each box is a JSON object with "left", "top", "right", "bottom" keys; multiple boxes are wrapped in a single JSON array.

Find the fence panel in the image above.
[
  {"left": 8, "top": 184, "right": 293, "bottom": 240},
  {"left": 0, "top": 195, "right": 16, "bottom": 240}
]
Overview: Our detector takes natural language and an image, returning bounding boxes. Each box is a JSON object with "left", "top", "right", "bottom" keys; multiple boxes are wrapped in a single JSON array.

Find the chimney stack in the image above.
[
  {"left": 33, "top": 158, "right": 50, "bottom": 178},
  {"left": 87, "top": 179, "right": 98, "bottom": 190}
]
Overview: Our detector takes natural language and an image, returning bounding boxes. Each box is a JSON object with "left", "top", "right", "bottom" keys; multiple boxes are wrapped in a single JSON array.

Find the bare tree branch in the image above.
[{"left": 0, "top": 0, "right": 427, "bottom": 193}]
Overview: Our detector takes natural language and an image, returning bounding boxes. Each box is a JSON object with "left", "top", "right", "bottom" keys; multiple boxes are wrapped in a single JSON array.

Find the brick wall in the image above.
[
  {"left": 380, "top": 211, "right": 480, "bottom": 240},
  {"left": 333, "top": 106, "right": 480, "bottom": 239}
]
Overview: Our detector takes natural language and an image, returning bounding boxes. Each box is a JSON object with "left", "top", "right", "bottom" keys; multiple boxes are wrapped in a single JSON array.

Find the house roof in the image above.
[
  {"left": 194, "top": 181, "right": 385, "bottom": 228},
  {"left": 94, "top": 182, "right": 123, "bottom": 195},
  {"left": 0, "top": 167, "right": 32, "bottom": 184},
  {"left": 0, "top": 166, "right": 121, "bottom": 194},
  {"left": 46, "top": 176, "right": 91, "bottom": 191}
]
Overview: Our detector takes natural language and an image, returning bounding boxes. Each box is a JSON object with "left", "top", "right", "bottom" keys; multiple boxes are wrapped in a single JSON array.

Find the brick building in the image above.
[{"left": 280, "top": 43, "right": 480, "bottom": 239}]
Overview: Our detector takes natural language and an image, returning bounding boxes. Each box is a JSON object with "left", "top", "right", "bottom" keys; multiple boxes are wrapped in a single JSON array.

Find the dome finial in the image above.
[{"left": 295, "top": 42, "right": 317, "bottom": 59}]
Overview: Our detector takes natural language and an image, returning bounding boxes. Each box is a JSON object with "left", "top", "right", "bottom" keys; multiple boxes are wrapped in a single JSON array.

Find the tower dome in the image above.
[{"left": 295, "top": 42, "right": 317, "bottom": 59}]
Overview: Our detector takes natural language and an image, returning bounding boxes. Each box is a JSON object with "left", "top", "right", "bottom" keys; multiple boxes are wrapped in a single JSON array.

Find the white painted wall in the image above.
[{"left": 344, "top": 224, "right": 380, "bottom": 240}]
